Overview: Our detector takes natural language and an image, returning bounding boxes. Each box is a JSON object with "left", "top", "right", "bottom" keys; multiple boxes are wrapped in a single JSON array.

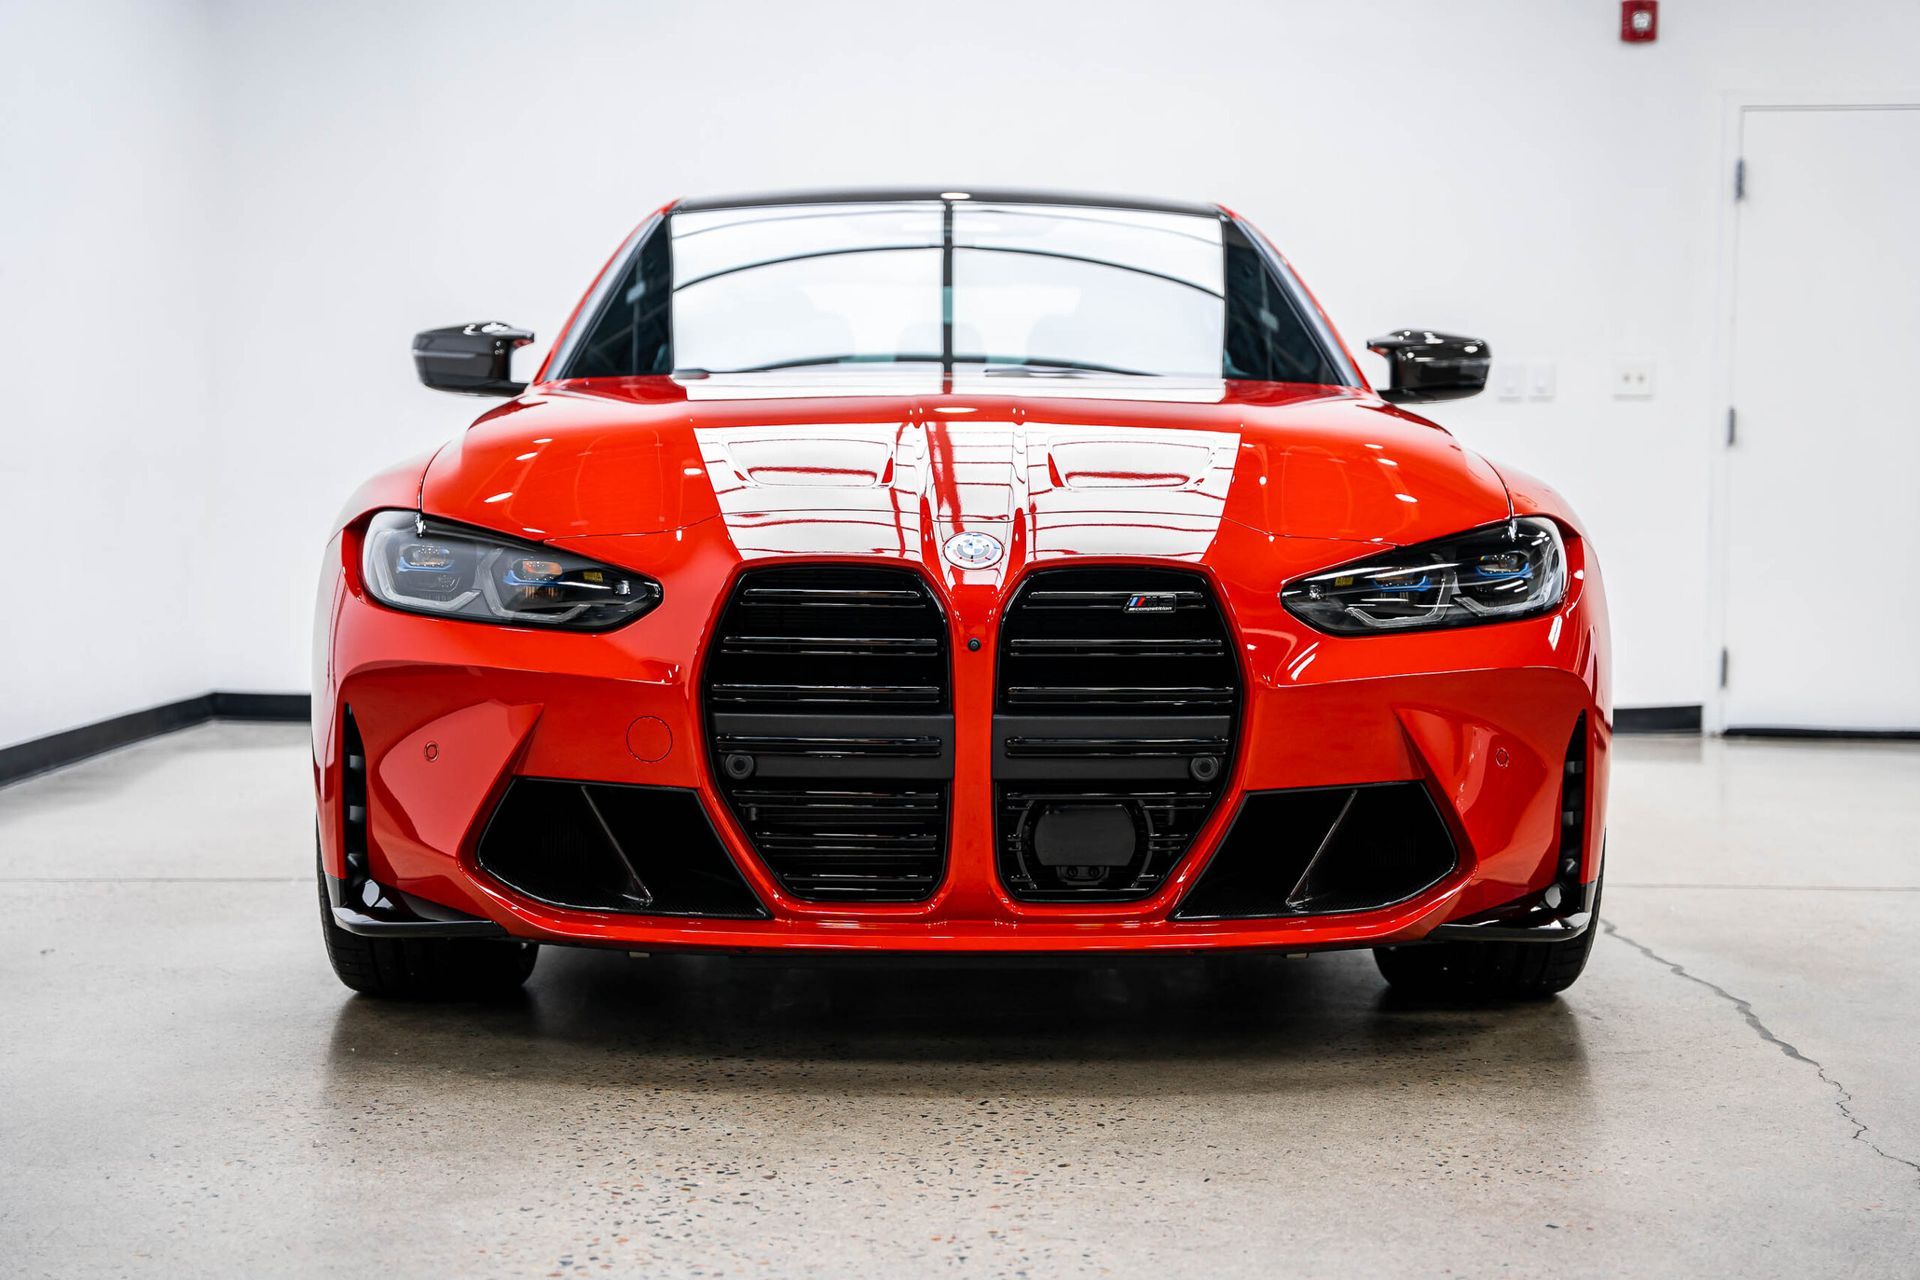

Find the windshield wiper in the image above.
[
  {"left": 961, "top": 356, "right": 1155, "bottom": 377},
  {"left": 685, "top": 353, "right": 1162, "bottom": 378},
  {"left": 696, "top": 353, "right": 945, "bottom": 374}
]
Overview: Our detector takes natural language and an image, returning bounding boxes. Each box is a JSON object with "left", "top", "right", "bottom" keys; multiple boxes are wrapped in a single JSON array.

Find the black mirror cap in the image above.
[
  {"left": 413, "top": 322, "right": 535, "bottom": 396},
  {"left": 1367, "top": 330, "right": 1490, "bottom": 404}
]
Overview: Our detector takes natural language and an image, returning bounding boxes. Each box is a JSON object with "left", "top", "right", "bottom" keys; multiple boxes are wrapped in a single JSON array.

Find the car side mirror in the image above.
[
  {"left": 1367, "top": 330, "right": 1490, "bottom": 404},
  {"left": 413, "top": 322, "right": 535, "bottom": 396}
]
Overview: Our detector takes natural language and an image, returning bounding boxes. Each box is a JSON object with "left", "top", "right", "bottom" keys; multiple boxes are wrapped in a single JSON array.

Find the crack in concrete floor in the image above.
[{"left": 1602, "top": 918, "right": 1920, "bottom": 1185}]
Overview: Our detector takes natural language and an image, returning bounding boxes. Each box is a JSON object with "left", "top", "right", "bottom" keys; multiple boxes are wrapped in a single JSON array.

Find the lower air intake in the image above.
[
  {"left": 1172, "top": 783, "right": 1456, "bottom": 920},
  {"left": 477, "top": 780, "right": 766, "bottom": 918}
]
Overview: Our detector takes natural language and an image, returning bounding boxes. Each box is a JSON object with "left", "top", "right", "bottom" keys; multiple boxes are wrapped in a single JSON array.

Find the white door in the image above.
[{"left": 1723, "top": 105, "right": 1920, "bottom": 732}]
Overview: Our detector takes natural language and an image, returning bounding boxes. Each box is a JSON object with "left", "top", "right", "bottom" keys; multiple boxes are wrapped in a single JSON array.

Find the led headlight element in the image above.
[
  {"left": 1281, "top": 517, "right": 1567, "bottom": 635},
  {"left": 362, "top": 511, "right": 661, "bottom": 631}
]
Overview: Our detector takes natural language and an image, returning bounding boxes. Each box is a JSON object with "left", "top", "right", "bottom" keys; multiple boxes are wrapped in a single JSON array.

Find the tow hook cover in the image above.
[{"left": 1033, "top": 804, "right": 1137, "bottom": 868}]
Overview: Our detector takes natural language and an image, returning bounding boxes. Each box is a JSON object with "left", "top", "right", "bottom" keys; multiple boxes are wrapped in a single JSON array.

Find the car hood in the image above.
[{"left": 420, "top": 374, "right": 1511, "bottom": 558}]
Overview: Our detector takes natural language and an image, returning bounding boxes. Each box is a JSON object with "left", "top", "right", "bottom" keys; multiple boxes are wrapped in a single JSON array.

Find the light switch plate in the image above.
[
  {"left": 1495, "top": 362, "right": 1526, "bottom": 401},
  {"left": 1528, "top": 362, "right": 1556, "bottom": 401}
]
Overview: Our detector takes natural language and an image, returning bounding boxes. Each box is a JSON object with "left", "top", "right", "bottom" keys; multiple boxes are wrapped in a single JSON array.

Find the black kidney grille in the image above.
[
  {"left": 994, "top": 568, "right": 1240, "bottom": 901},
  {"left": 704, "top": 565, "right": 953, "bottom": 902},
  {"left": 705, "top": 566, "right": 947, "bottom": 712},
  {"left": 999, "top": 575, "right": 1236, "bottom": 713},
  {"left": 725, "top": 786, "right": 947, "bottom": 899}
]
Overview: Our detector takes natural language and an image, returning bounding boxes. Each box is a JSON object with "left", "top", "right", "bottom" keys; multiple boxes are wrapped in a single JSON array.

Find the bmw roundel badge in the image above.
[{"left": 943, "top": 531, "right": 1004, "bottom": 569}]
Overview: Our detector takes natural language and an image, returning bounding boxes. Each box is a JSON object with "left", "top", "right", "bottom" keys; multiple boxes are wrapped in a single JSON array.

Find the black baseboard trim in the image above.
[
  {"left": 1615, "top": 704, "right": 1702, "bottom": 734},
  {"left": 0, "top": 692, "right": 310, "bottom": 788},
  {"left": 210, "top": 691, "right": 312, "bottom": 721},
  {"left": 1725, "top": 726, "right": 1920, "bottom": 742}
]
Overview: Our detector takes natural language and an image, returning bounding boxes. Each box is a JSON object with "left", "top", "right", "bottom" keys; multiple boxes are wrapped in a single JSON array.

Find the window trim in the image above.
[
  {"left": 1223, "top": 216, "right": 1362, "bottom": 388},
  {"left": 547, "top": 209, "right": 667, "bottom": 381}
]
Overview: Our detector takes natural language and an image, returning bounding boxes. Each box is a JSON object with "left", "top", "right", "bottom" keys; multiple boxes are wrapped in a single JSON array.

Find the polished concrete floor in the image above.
[{"left": 1, "top": 724, "right": 1917, "bottom": 1277}]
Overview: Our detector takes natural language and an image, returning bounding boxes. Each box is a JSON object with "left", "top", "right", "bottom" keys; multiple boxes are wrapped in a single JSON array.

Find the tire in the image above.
[
  {"left": 317, "top": 854, "right": 537, "bottom": 999},
  {"left": 1374, "top": 877, "right": 1601, "bottom": 1000}
]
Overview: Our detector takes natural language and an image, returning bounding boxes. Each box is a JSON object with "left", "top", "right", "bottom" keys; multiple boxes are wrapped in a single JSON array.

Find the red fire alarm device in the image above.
[{"left": 1621, "top": 1, "right": 1658, "bottom": 42}]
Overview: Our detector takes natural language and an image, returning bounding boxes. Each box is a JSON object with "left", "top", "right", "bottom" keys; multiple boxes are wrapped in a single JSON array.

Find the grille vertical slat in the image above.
[
  {"left": 993, "top": 568, "right": 1240, "bottom": 901},
  {"left": 704, "top": 567, "right": 952, "bottom": 902}
]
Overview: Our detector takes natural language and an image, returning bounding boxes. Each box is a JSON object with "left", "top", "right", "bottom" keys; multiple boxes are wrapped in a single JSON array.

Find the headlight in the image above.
[
  {"left": 1281, "top": 517, "right": 1567, "bottom": 635},
  {"left": 361, "top": 510, "right": 661, "bottom": 631}
]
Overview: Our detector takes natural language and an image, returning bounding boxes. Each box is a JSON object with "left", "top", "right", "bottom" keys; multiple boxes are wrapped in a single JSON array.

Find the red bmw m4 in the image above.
[{"left": 314, "top": 189, "right": 1608, "bottom": 1000}]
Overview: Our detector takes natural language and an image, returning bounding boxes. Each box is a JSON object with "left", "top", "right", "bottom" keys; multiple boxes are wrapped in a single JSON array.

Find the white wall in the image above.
[
  {"left": 0, "top": 0, "right": 217, "bottom": 748},
  {"left": 10, "top": 0, "right": 1920, "bottom": 743}
]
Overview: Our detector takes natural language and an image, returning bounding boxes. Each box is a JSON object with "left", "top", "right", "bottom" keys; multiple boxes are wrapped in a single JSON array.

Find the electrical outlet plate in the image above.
[{"left": 1613, "top": 360, "right": 1655, "bottom": 399}]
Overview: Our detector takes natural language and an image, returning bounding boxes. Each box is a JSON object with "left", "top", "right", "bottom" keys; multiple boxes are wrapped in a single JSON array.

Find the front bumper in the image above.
[{"left": 313, "top": 524, "right": 1610, "bottom": 956}]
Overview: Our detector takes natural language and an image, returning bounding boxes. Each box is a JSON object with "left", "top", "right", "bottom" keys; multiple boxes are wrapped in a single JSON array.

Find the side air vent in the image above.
[
  {"left": 994, "top": 568, "right": 1240, "bottom": 901},
  {"left": 325, "top": 706, "right": 499, "bottom": 933},
  {"left": 334, "top": 706, "right": 385, "bottom": 910},
  {"left": 1552, "top": 712, "right": 1590, "bottom": 901},
  {"left": 476, "top": 780, "right": 766, "bottom": 918},
  {"left": 704, "top": 565, "right": 953, "bottom": 902},
  {"left": 1172, "top": 783, "right": 1457, "bottom": 920}
]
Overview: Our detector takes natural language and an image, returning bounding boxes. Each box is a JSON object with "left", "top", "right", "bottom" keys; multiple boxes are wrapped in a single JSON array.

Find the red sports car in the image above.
[{"left": 314, "top": 189, "right": 1608, "bottom": 1001}]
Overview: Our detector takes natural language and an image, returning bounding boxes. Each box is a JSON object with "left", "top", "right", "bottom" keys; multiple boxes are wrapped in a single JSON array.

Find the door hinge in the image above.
[
  {"left": 1726, "top": 406, "right": 1737, "bottom": 446},
  {"left": 1734, "top": 157, "right": 1746, "bottom": 201},
  {"left": 1719, "top": 647, "right": 1730, "bottom": 689}
]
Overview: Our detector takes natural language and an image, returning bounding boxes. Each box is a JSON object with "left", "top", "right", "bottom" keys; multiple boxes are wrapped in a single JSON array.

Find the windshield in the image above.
[{"left": 560, "top": 197, "right": 1351, "bottom": 385}]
